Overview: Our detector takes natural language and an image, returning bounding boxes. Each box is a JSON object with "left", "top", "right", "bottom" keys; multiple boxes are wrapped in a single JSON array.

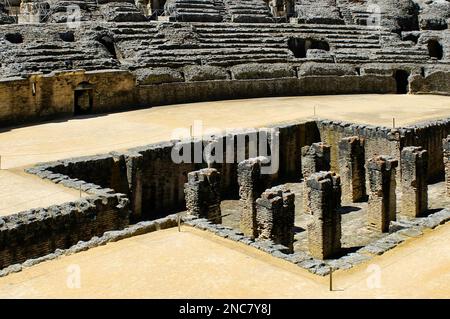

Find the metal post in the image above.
[
  {"left": 393, "top": 117, "right": 396, "bottom": 129},
  {"left": 79, "top": 185, "right": 82, "bottom": 198},
  {"left": 177, "top": 214, "right": 181, "bottom": 232},
  {"left": 329, "top": 267, "right": 333, "bottom": 291}
]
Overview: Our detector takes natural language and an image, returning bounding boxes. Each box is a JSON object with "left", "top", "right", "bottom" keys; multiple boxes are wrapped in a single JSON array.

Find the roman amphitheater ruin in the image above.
[{"left": 0, "top": 0, "right": 449, "bottom": 298}]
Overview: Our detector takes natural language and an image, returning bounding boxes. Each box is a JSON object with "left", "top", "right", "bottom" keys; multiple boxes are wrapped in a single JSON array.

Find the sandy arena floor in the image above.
[
  {"left": 0, "top": 223, "right": 448, "bottom": 299},
  {"left": 0, "top": 93, "right": 450, "bottom": 298}
]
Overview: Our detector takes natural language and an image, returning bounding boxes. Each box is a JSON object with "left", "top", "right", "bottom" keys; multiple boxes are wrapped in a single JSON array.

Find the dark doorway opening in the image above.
[
  {"left": 59, "top": 31, "right": 75, "bottom": 42},
  {"left": 5, "top": 33, "right": 23, "bottom": 44},
  {"left": 427, "top": 39, "right": 443, "bottom": 60},
  {"left": 74, "top": 82, "right": 94, "bottom": 115},
  {"left": 394, "top": 70, "right": 410, "bottom": 94},
  {"left": 288, "top": 37, "right": 330, "bottom": 58},
  {"left": 98, "top": 35, "right": 117, "bottom": 59}
]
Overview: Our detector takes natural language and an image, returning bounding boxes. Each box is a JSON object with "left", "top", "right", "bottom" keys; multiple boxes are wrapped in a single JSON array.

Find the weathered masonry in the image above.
[
  {"left": 306, "top": 171, "right": 342, "bottom": 260},
  {"left": 367, "top": 156, "right": 398, "bottom": 233},
  {"left": 301, "top": 142, "right": 331, "bottom": 213},
  {"left": 338, "top": 136, "right": 366, "bottom": 203},
  {"left": 255, "top": 186, "right": 295, "bottom": 252},
  {"left": 237, "top": 157, "right": 270, "bottom": 238},
  {"left": 185, "top": 168, "right": 222, "bottom": 224},
  {"left": 400, "top": 147, "right": 428, "bottom": 218}
]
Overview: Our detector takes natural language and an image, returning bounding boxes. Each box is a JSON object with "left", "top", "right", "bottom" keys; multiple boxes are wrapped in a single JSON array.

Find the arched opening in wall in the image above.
[
  {"left": 5, "top": 33, "right": 23, "bottom": 44},
  {"left": 288, "top": 38, "right": 330, "bottom": 58},
  {"left": 394, "top": 70, "right": 410, "bottom": 94},
  {"left": 427, "top": 39, "right": 443, "bottom": 60},
  {"left": 98, "top": 35, "right": 117, "bottom": 59},
  {"left": 148, "top": 0, "right": 167, "bottom": 17},
  {"left": 59, "top": 31, "right": 75, "bottom": 42},
  {"left": 74, "top": 82, "right": 94, "bottom": 115}
]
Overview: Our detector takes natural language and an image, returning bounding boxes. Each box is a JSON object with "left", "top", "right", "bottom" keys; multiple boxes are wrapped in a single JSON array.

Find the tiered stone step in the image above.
[
  {"left": 166, "top": 0, "right": 223, "bottom": 22},
  {"left": 3, "top": 42, "right": 117, "bottom": 74},
  {"left": 48, "top": 0, "right": 99, "bottom": 12},
  {"left": 194, "top": 23, "right": 384, "bottom": 62},
  {"left": 107, "top": 21, "right": 433, "bottom": 69},
  {"left": 223, "top": 0, "right": 273, "bottom": 23}
]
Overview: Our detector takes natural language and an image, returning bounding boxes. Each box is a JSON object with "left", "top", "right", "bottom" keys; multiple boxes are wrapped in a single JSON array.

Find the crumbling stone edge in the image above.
[
  {"left": 184, "top": 209, "right": 450, "bottom": 276},
  {"left": 0, "top": 214, "right": 179, "bottom": 278},
  {"left": 316, "top": 116, "right": 450, "bottom": 141}
]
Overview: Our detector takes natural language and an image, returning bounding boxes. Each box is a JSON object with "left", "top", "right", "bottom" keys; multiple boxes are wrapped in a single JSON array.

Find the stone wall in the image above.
[
  {"left": 0, "top": 70, "right": 397, "bottom": 127},
  {"left": 184, "top": 168, "right": 222, "bottom": 224},
  {"left": 317, "top": 118, "right": 450, "bottom": 183},
  {"left": 401, "top": 119, "right": 450, "bottom": 182},
  {"left": 0, "top": 191, "right": 130, "bottom": 269},
  {"left": 255, "top": 185, "right": 295, "bottom": 251},
  {"left": 0, "top": 70, "right": 136, "bottom": 127},
  {"left": 316, "top": 120, "right": 402, "bottom": 176},
  {"left": 410, "top": 71, "right": 450, "bottom": 95}
]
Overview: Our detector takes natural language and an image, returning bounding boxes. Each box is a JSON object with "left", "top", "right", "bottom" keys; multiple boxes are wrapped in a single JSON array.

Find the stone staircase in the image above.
[
  {"left": 165, "top": 0, "right": 223, "bottom": 22},
  {"left": 194, "top": 23, "right": 392, "bottom": 64},
  {"left": 110, "top": 21, "right": 433, "bottom": 68},
  {"left": 223, "top": 0, "right": 274, "bottom": 23},
  {"left": 0, "top": 20, "right": 437, "bottom": 76},
  {"left": 1, "top": 41, "right": 118, "bottom": 75}
]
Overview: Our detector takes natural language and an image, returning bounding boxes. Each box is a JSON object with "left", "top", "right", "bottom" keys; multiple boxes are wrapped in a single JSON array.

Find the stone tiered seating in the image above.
[
  {"left": 109, "top": 21, "right": 434, "bottom": 68},
  {"left": 1, "top": 42, "right": 118, "bottom": 76},
  {"left": 165, "top": 0, "right": 223, "bottom": 22},
  {"left": 294, "top": 0, "right": 345, "bottom": 25},
  {"left": 223, "top": 0, "right": 274, "bottom": 23},
  {"left": 194, "top": 23, "right": 398, "bottom": 64}
]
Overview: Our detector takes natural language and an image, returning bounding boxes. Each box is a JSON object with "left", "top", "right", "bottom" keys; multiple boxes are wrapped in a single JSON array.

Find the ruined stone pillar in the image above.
[
  {"left": 255, "top": 186, "right": 295, "bottom": 252},
  {"left": 301, "top": 142, "right": 331, "bottom": 213},
  {"left": 306, "top": 171, "right": 341, "bottom": 260},
  {"left": 367, "top": 156, "right": 398, "bottom": 232},
  {"left": 125, "top": 152, "right": 143, "bottom": 221},
  {"left": 443, "top": 136, "right": 450, "bottom": 196},
  {"left": 184, "top": 168, "right": 222, "bottom": 224},
  {"left": 237, "top": 157, "right": 269, "bottom": 238},
  {"left": 401, "top": 146, "right": 428, "bottom": 217},
  {"left": 338, "top": 136, "right": 367, "bottom": 204}
]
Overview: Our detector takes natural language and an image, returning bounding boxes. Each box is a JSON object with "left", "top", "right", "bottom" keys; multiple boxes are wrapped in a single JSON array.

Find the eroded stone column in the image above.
[
  {"left": 306, "top": 171, "right": 342, "bottom": 260},
  {"left": 367, "top": 156, "right": 398, "bottom": 232},
  {"left": 401, "top": 146, "right": 428, "bottom": 217},
  {"left": 256, "top": 185, "right": 295, "bottom": 252},
  {"left": 237, "top": 157, "right": 269, "bottom": 238},
  {"left": 338, "top": 136, "right": 367, "bottom": 203},
  {"left": 125, "top": 152, "right": 143, "bottom": 221},
  {"left": 301, "top": 142, "right": 331, "bottom": 213},
  {"left": 443, "top": 136, "right": 450, "bottom": 196},
  {"left": 184, "top": 168, "right": 222, "bottom": 224}
]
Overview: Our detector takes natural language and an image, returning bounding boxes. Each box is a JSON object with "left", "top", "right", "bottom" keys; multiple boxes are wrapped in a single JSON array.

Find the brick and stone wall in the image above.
[
  {"left": 0, "top": 192, "right": 130, "bottom": 269},
  {"left": 443, "top": 135, "right": 450, "bottom": 196}
]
